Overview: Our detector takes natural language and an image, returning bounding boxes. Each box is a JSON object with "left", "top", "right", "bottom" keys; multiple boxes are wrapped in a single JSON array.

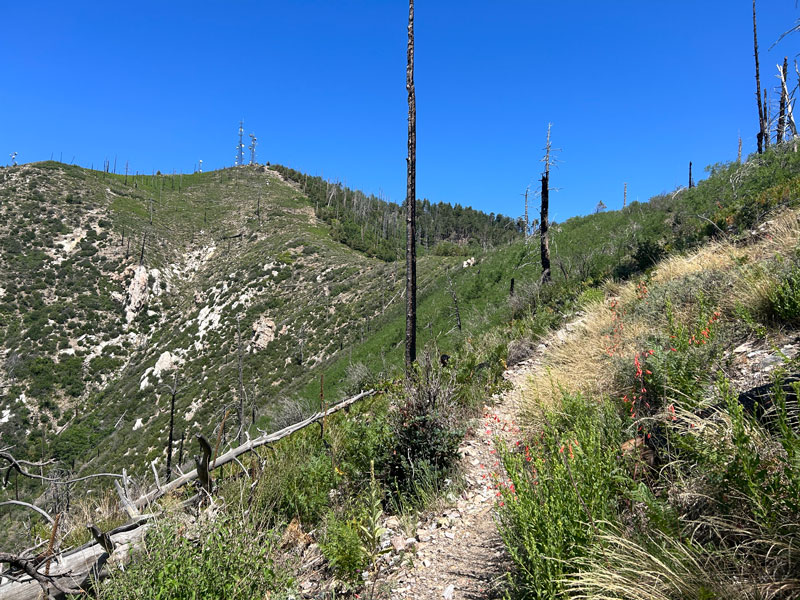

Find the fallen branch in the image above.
[
  {"left": 0, "top": 390, "right": 377, "bottom": 599},
  {"left": 133, "top": 389, "right": 376, "bottom": 509},
  {"left": 0, "top": 552, "right": 83, "bottom": 597},
  {"left": 0, "top": 523, "right": 150, "bottom": 600},
  {"left": 0, "top": 502, "right": 54, "bottom": 525},
  {"left": 1, "top": 451, "right": 122, "bottom": 485}
]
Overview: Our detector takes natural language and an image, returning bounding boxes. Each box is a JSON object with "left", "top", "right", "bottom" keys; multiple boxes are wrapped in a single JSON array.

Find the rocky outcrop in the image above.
[
  {"left": 252, "top": 315, "right": 277, "bottom": 350},
  {"left": 125, "top": 265, "right": 149, "bottom": 324}
]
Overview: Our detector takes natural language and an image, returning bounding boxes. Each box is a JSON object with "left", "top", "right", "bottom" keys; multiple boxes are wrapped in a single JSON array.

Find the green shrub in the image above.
[
  {"left": 387, "top": 352, "right": 464, "bottom": 494},
  {"left": 320, "top": 512, "right": 369, "bottom": 582},
  {"left": 768, "top": 265, "right": 800, "bottom": 324},
  {"left": 577, "top": 286, "right": 604, "bottom": 307},
  {"left": 97, "top": 515, "right": 294, "bottom": 599},
  {"left": 497, "top": 393, "right": 628, "bottom": 599}
]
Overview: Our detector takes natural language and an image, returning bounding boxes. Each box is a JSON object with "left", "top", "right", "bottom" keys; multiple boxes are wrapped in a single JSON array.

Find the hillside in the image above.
[{"left": 2, "top": 145, "right": 800, "bottom": 597}]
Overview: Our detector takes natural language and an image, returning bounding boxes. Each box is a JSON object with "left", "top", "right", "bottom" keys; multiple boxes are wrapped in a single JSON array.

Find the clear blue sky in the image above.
[{"left": 1, "top": 1, "right": 798, "bottom": 221}]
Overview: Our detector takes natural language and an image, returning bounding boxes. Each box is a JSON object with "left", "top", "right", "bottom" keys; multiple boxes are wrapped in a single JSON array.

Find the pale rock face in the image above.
[
  {"left": 153, "top": 351, "right": 183, "bottom": 378},
  {"left": 149, "top": 268, "right": 166, "bottom": 296},
  {"left": 139, "top": 373, "right": 151, "bottom": 391},
  {"left": 132, "top": 418, "right": 143, "bottom": 431},
  {"left": 0, "top": 409, "right": 10, "bottom": 424},
  {"left": 125, "top": 265, "right": 149, "bottom": 323},
  {"left": 462, "top": 257, "right": 476, "bottom": 268},
  {"left": 197, "top": 305, "right": 222, "bottom": 339},
  {"left": 252, "top": 315, "right": 277, "bottom": 350},
  {"left": 184, "top": 398, "right": 202, "bottom": 421}
]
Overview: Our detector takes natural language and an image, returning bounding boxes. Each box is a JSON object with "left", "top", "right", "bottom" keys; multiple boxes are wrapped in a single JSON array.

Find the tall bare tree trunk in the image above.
[
  {"left": 764, "top": 88, "right": 770, "bottom": 150},
  {"left": 778, "top": 57, "right": 788, "bottom": 144},
  {"left": 753, "top": 0, "right": 765, "bottom": 154},
  {"left": 523, "top": 187, "right": 529, "bottom": 239},
  {"left": 236, "top": 317, "right": 246, "bottom": 445},
  {"left": 540, "top": 124, "right": 552, "bottom": 283},
  {"left": 165, "top": 374, "right": 178, "bottom": 482},
  {"left": 405, "top": 0, "right": 417, "bottom": 372},
  {"left": 688, "top": 161, "right": 694, "bottom": 188}
]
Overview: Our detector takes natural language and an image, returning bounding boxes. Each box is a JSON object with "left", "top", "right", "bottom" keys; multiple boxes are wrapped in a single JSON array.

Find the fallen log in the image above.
[
  {"left": 133, "top": 389, "right": 376, "bottom": 509},
  {"left": 0, "top": 389, "right": 376, "bottom": 599},
  {"left": 0, "top": 521, "right": 150, "bottom": 600}
]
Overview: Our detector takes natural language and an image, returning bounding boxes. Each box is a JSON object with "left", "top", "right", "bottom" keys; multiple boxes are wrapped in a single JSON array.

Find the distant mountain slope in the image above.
[
  {"left": 272, "top": 165, "right": 524, "bottom": 260},
  {"left": 2, "top": 146, "right": 799, "bottom": 502}
]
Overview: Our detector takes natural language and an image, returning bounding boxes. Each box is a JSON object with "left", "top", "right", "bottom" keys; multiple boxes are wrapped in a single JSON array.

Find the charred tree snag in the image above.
[
  {"left": 164, "top": 373, "right": 179, "bottom": 482},
  {"left": 405, "top": 0, "right": 417, "bottom": 373},
  {"left": 540, "top": 124, "right": 553, "bottom": 284},
  {"left": 754, "top": 0, "right": 766, "bottom": 154},
  {"left": 446, "top": 270, "right": 462, "bottom": 331},
  {"left": 194, "top": 434, "right": 213, "bottom": 494},
  {"left": 689, "top": 161, "right": 694, "bottom": 188}
]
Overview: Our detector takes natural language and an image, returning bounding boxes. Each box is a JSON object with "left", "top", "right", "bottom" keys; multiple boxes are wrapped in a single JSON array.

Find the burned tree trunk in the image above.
[
  {"left": 164, "top": 373, "right": 178, "bottom": 482},
  {"left": 540, "top": 124, "right": 552, "bottom": 284},
  {"left": 764, "top": 88, "right": 770, "bottom": 150},
  {"left": 688, "top": 161, "right": 694, "bottom": 188},
  {"left": 405, "top": 0, "right": 417, "bottom": 373},
  {"left": 753, "top": 0, "right": 766, "bottom": 154},
  {"left": 446, "top": 270, "right": 462, "bottom": 331}
]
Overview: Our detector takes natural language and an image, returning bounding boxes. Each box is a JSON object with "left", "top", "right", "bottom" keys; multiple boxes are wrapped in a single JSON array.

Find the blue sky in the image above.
[{"left": 1, "top": 2, "right": 798, "bottom": 221}]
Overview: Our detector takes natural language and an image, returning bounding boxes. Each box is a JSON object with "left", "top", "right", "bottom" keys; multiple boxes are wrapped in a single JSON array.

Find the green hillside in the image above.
[{"left": 2, "top": 146, "right": 800, "bottom": 580}]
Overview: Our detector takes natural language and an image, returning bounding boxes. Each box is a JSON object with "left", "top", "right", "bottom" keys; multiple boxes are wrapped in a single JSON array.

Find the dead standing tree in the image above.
[
  {"left": 540, "top": 124, "right": 554, "bottom": 284},
  {"left": 753, "top": 0, "right": 767, "bottom": 154},
  {"left": 405, "top": 0, "right": 417, "bottom": 373},
  {"left": 778, "top": 57, "right": 789, "bottom": 144},
  {"left": 162, "top": 372, "right": 180, "bottom": 482}
]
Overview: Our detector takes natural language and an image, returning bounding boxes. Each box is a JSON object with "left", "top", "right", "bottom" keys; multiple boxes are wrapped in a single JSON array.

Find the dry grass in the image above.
[
  {"left": 566, "top": 527, "right": 761, "bottom": 600},
  {"left": 519, "top": 207, "right": 800, "bottom": 430}
]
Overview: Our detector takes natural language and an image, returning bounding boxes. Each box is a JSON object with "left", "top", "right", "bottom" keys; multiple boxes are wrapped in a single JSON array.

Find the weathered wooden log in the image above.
[
  {"left": 0, "top": 523, "right": 150, "bottom": 600},
  {"left": 0, "top": 390, "right": 376, "bottom": 599},
  {"left": 133, "top": 389, "right": 375, "bottom": 509}
]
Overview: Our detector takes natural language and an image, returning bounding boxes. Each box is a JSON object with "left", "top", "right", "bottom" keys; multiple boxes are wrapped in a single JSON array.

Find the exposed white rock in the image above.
[
  {"left": 51, "top": 228, "right": 86, "bottom": 264},
  {"left": 252, "top": 315, "right": 277, "bottom": 350},
  {"left": 197, "top": 304, "right": 222, "bottom": 338},
  {"left": 0, "top": 409, "right": 10, "bottom": 424},
  {"left": 462, "top": 257, "right": 476, "bottom": 268},
  {"left": 125, "top": 265, "right": 149, "bottom": 323},
  {"left": 153, "top": 351, "right": 183, "bottom": 378},
  {"left": 132, "top": 418, "right": 143, "bottom": 431},
  {"left": 149, "top": 268, "right": 167, "bottom": 296},
  {"left": 184, "top": 398, "right": 202, "bottom": 421}
]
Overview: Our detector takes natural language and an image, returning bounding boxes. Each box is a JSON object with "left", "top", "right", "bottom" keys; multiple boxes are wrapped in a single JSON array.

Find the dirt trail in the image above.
[{"left": 387, "top": 336, "right": 561, "bottom": 600}]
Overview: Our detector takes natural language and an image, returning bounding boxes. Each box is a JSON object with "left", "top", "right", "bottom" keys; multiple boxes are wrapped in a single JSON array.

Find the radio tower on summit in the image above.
[{"left": 235, "top": 121, "right": 245, "bottom": 166}]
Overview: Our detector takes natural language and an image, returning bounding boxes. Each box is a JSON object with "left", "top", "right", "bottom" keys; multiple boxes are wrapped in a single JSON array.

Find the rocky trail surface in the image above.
[{"left": 383, "top": 331, "right": 569, "bottom": 600}]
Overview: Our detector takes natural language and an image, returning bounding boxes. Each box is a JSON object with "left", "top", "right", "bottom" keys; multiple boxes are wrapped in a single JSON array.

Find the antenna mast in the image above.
[
  {"left": 248, "top": 133, "right": 257, "bottom": 165},
  {"left": 236, "top": 121, "right": 245, "bottom": 166}
]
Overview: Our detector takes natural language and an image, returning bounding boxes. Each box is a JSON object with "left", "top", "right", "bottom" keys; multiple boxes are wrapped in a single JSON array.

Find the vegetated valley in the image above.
[{"left": 2, "top": 145, "right": 800, "bottom": 598}]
